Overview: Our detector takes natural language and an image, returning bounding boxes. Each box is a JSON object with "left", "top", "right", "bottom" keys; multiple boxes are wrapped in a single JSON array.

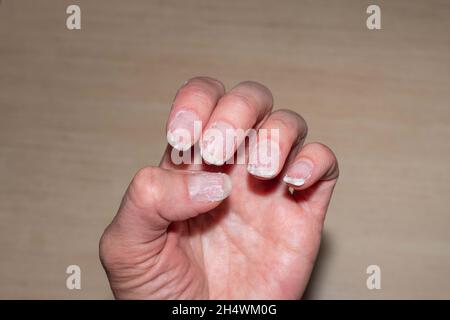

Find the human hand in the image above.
[{"left": 100, "top": 77, "right": 339, "bottom": 299}]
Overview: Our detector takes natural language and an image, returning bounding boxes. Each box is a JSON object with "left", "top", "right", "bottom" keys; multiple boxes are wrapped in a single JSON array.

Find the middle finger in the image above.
[{"left": 200, "top": 81, "right": 273, "bottom": 165}]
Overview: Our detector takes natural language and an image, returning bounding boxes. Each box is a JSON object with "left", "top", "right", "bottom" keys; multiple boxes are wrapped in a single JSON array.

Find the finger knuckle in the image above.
[
  {"left": 270, "top": 109, "right": 308, "bottom": 139},
  {"left": 266, "top": 118, "right": 292, "bottom": 139},
  {"left": 193, "top": 76, "right": 224, "bottom": 89},
  {"left": 99, "top": 227, "right": 140, "bottom": 270},
  {"left": 308, "top": 142, "right": 327, "bottom": 154},
  {"left": 237, "top": 80, "right": 269, "bottom": 93},
  {"left": 276, "top": 109, "right": 307, "bottom": 126},
  {"left": 178, "top": 83, "right": 215, "bottom": 106},
  {"left": 316, "top": 142, "right": 335, "bottom": 157},
  {"left": 187, "top": 76, "right": 225, "bottom": 94},
  {"left": 99, "top": 229, "right": 114, "bottom": 267},
  {"left": 309, "top": 142, "right": 338, "bottom": 169},
  {"left": 237, "top": 81, "right": 273, "bottom": 105},
  {"left": 224, "top": 92, "right": 258, "bottom": 116},
  {"left": 128, "top": 167, "right": 161, "bottom": 210}
]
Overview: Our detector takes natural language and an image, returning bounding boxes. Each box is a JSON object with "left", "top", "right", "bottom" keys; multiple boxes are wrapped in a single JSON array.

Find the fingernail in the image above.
[
  {"left": 283, "top": 160, "right": 313, "bottom": 186},
  {"left": 200, "top": 121, "right": 235, "bottom": 165},
  {"left": 167, "top": 110, "right": 200, "bottom": 151},
  {"left": 188, "top": 173, "right": 232, "bottom": 202},
  {"left": 247, "top": 138, "right": 280, "bottom": 178}
]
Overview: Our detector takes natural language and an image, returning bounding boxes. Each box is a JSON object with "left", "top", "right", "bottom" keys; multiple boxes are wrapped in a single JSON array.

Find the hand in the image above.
[{"left": 99, "top": 77, "right": 339, "bottom": 299}]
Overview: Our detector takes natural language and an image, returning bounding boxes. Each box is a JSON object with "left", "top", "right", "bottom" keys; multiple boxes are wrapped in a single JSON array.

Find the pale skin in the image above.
[{"left": 99, "top": 77, "right": 339, "bottom": 299}]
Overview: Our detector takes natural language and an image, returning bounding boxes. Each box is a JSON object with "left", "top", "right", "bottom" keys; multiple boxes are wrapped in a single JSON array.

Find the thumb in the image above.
[{"left": 104, "top": 167, "right": 232, "bottom": 245}]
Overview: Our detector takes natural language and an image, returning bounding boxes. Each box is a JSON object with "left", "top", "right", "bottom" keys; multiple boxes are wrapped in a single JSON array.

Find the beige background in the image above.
[{"left": 0, "top": 0, "right": 449, "bottom": 299}]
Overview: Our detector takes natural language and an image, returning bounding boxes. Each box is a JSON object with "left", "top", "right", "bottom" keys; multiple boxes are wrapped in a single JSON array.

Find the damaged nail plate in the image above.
[
  {"left": 188, "top": 172, "right": 232, "bottom": 202},
  {"left": 200, "top": 121, "right": 235, "bottom": 166},
  {"left": 167, "top": 110, "right": 200, "bottom": 151},
  {"left": 247, "top": 138, "right": 280, "bottom": 178}
]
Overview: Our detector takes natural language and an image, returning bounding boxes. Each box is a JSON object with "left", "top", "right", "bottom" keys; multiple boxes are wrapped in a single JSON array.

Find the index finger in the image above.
[{"left": 166, "top": 77, "right": 225, "bottom": 151}]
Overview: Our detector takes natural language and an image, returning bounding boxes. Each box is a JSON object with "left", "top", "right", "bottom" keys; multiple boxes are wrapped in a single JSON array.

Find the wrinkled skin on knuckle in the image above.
[{"left": 127, "top": 167, "right": 162, "bottom": 212}]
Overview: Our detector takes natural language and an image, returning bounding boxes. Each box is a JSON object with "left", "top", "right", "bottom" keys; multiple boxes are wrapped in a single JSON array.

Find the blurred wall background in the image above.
[{"left": 0, "top": 0, "right": 449, "bottom": 298}]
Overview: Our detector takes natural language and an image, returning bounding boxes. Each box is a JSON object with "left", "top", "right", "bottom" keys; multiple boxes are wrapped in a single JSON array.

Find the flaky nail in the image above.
[
  {"left": 200, "top": 121, "right": 235, "bottom": 165},
  {"left": 188, "top": 172, "right": 232, "bottom": 202},
  {"left": 167, "top": 110, "right": 200, "bottom": 151},
  {"left": 247, "top": 138, "right": 280, "bottom": 178}
]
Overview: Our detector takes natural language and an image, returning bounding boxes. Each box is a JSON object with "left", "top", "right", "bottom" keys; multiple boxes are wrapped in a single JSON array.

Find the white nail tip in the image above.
[
  {"left": 247, "top": 165, "right": 277, "bottom": 178},
  {"left": 166, "top": 110, "right": 199, "bottom": 151},
  {"left": 283, "top": 175, "right": 306, "bottom": 186},
  {"left": 200, "top": 121, "right": 235, "bottom": 166},
  {"left": 200, "top": 147, "right": 226, "bottom": 166},
  {"left": 166, "top": 131, "right": 192, "bottom": 151}
]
